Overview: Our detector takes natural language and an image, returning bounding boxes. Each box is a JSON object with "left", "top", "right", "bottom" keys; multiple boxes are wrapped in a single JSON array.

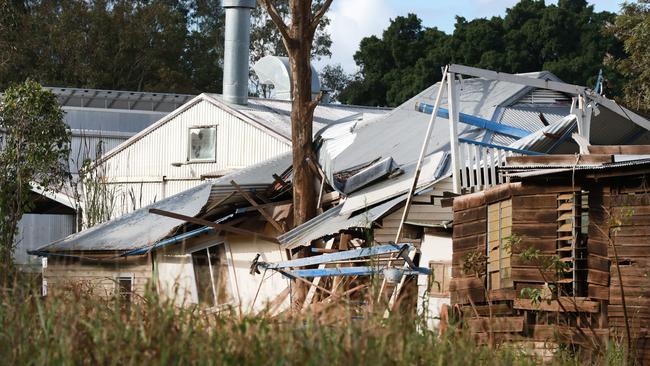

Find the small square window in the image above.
[
  {"left": 115, "top": 276, "right": 133, "bottom": 304},
  {"left": 188, "top": 127, "right": 216, "bottom": 161}
]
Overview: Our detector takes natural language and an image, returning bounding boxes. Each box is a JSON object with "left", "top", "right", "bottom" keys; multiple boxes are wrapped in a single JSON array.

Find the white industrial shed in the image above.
[
  {"left": 95, "top": 93, "right": 389, "bottom": 218},
  {"left": 47, "top": 87, "right": 194, "bottom": 173},
  {"left": 4, "top": 87, "right": 194, "bottom": 269}
]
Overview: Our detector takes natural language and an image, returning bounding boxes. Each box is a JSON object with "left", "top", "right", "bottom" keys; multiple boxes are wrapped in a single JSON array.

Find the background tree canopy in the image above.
[
  {"left": 0, "top": 0, "right": 226, "bottom": 93},
  {"left": 340, "top": 0, "right": 628, "bottom": 107},
  {"left": 0, "top": 0, "right": 332, "bottom": 95},
  {"left": 0, "top": 0, "right": 646, "bottom": 111}
]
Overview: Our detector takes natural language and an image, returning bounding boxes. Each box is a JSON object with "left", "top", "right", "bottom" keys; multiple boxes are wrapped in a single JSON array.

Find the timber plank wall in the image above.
[
  {"left": 44, "top": 255, "right": 153, "bottom": 298},
  {"left": 451, "top": 176, "right": 650, "bottom": 362}
]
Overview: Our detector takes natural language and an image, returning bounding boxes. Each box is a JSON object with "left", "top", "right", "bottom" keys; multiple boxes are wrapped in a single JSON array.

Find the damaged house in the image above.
[
  {"left": 29, "top": 63, "right": 650, "bottom": 320},
  {"left": 451, "top": 151, "right": 650, "bottom": 363}
]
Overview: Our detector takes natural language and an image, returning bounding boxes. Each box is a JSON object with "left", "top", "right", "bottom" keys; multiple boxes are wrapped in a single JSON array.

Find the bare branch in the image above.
[
  {"left": 257, "top": 0, "right": 292, "bottom": 45},
  {"left": 307, "top": 91, "right": 324, "bottom": 114},
  {"left": 311, "top": 0, "right": 333, "bottom": 33}
]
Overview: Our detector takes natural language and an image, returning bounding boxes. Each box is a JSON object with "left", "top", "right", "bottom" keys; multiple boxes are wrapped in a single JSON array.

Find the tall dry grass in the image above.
[{"left": 0, "top": 275, "right": 620, "bottom": 365}]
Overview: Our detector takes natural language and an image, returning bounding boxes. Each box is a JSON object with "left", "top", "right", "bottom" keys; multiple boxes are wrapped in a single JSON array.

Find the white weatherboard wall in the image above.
[
  {"left": 100, "top": 99, "right": 290, "bottom": 217},
  {"left": 417, "top": 231, "right": 452, "bottom": 330},
  {"left": 227, "top": 234, "right": 290, "bottom": 314},
  {"left": 155, "top": 232, "right": 290, "bottom": 314}
]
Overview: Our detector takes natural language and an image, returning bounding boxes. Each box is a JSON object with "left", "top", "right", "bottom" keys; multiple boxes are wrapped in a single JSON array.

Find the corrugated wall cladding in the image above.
[
  {"left": 70, "top": 135, "right": 128, "bottom": 172},
  {"left": 98, "top": 100, "right": 290, "bottom": 216},
  {"left": 101, "top": 100, "right": 289, "bottom": 178},
  {"left": 15, "top": 214, "right": 76, "bottom": 266},
  {"left": 106, "top": 179, "right": 204, "bottom": 217}
]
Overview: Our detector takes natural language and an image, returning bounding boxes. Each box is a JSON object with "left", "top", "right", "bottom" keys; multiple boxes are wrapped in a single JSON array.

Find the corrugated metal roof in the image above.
[
  {"left": 502, "top": 158, "right": 650, "bottom": 179},
  {"left": 33, "top": 152, "right": 292, "bottom": 254},
  {"left": 503, "top": 158, "right": 650, "bottom": 172},
  {"left": 278, "top": 194, "right": 406, "bottom": 250},
  {"left": 33, "top": 183, "right": 213, "bottom": 253},
  {"left": 97, "top": 93, "right": 389, "bottom": 164},
  {"left": 45, "top": 87, "right": 195, "bottom": 113},
  {"left": 490, "top": 104, "right": 571, "bottom": 146},
  {"left": 339, "top": 152, "right": 445, "bottom": 215},
  {"left": 317, "top": 72, "right": 555, "bottom": 183},
  {"left": 507, "top": 115, "right": 577, "bottom": 153},
  {"left": 515, "top": 88, "right": 572, "bottom": 104}
]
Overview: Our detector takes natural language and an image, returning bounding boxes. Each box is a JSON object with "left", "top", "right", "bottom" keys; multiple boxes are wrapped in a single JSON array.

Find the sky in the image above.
[{"left": 315, "top": 0, "right": 622, "bottom": 73}]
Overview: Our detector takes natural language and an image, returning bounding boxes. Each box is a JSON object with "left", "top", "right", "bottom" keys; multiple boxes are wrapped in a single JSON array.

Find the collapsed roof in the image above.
[{"left": 31, "top": 67, "right": 650, "bottom": 255}]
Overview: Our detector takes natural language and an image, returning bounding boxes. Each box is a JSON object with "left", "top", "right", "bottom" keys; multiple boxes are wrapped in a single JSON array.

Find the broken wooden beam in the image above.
[
  {"left": 148, "top": 208, "right": 279, "bottom": 243},
  {"left": 230, "top": 180, "right": 285, "bottom": 233}
]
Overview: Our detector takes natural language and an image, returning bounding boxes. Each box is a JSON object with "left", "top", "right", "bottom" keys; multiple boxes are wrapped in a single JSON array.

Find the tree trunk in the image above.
[
  {"left": 257, "top": 0, "right": 333, "bottom": 312},
  {"left": 287, "top": 0, "right": 317, "bottom": 228}
]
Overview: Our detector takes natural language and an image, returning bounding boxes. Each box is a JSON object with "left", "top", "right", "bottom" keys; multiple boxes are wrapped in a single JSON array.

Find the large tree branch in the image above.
[
  {"left": 310, "top": 0, "right": 333, "bottom": 34},
  {"left": 257, "top": 0, "right": 292, "bottom": 45}
]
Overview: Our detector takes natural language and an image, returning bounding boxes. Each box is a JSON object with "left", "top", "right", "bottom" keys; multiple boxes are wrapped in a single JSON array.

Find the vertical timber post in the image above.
[{"left": 447, "top": 72, "right": 462, "bottom": 194}]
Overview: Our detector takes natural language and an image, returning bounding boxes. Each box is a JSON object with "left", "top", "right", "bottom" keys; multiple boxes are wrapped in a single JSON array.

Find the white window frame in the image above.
[
  {"left": 187, "top": 125, "right": 217, "bottom": 163},
  {"left": 114, "top": 273, "right": 134, "bottom": 298},
  {"left": 189, "top": 241, "right": 236, "bottom": 308}
]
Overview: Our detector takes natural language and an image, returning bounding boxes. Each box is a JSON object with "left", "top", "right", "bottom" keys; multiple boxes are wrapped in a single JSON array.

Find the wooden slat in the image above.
[
  {"left": 513, "top": 298, "right": 599, "bottom": 313},
  {"left": 489, "top": 149, "right": 496, "bottom": 188},
  {"left": 467, "top": 316, "right": 525, "bottom": 333},
  {"left": 481, "top": 146, "right": 490, "bottom": 189},
  {"left": 474, "top": 143, "right": 481, "bottom": 188}
]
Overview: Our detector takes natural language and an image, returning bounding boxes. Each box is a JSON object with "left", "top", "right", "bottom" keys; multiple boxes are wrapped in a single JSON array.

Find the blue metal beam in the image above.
[
  {"left": 415, "top": 102, "right": 531, "bottom": 139},
  {"left": 263, "top": 243, "right": 412, "bottom": 269},
  {"left": 458, "top": 137, "right": 544, "bottom": 155},
  {"left": 285, "top": 266, "right": 431, "bottom": 278}
]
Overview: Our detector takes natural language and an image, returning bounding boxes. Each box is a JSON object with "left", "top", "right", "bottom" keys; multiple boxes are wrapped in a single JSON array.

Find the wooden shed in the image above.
[{"left": 450, "top": 153, "right": 650, "bottom": 362}]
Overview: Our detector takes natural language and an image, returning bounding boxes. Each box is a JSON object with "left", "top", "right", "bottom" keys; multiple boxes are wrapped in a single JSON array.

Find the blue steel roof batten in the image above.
[
  {"left": 258, "top": 243, "right": 432, "bottom": 279},
  {"left": 415, "top": 102, "right": 532, "bottom": 139},
  {"left": 263, "top": 243, "right": 413, "bottom": 269},
  {"left": 287, "top": 266, "right": 430, "bottom": 278}
]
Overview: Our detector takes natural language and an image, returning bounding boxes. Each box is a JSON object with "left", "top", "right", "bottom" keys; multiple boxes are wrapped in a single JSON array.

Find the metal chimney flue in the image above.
[{"left": 223, "top": 0, "right": 255, "bottom": 105}]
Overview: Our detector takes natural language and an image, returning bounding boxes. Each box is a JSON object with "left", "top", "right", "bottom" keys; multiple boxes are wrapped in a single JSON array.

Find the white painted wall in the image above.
[
  {"left": 100, "top": 99, "right": 291, "bottom": 217},
  {"left": 227, "top": 234, "right": 290, "bottom": 314},
  {"left": 154, "top": 231, "right": 290, "bottom": 314},
  {"left": 417, "top": 232, "right": 453, "bottom": 329}
]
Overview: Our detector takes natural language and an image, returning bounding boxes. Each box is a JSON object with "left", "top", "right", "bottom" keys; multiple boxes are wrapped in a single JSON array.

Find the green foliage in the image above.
[
  {"left": 319, "top": 64, "right": 352, "bottom": 102},
  {"left": 0, "top": 279, "right": 602, "bottom": 365},
  {"left": 342, "top": 2, "right": 623, "bottom": 107},
  {"left": 0, "top": 0, "right": 219, "bottom": 93},
  {"left": 0, "top": 80, "right": 70, "bottom": 275},
  {"left": 462, "top": 248, "right": 487, "bottom": 277},
  {"left": 519, "top": 245, "right": 570, "bottom": 279},
  {"left": 605, "top": 1, "right": 650, "bottom": 113}
]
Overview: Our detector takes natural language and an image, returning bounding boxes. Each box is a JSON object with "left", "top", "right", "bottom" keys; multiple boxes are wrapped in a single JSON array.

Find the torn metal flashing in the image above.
[{"left": 342, "top": 157, "right": 401, "bottom": 194}]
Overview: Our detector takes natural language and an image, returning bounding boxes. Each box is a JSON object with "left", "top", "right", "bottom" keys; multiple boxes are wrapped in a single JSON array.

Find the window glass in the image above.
[
  {"left": 189, "top": 127, "right": 216, "bottom": 161},
  {"left": 487, "top": 199, "right": 513, "bottom": 290},
  {"left": 192, "top": 244, "right": 232, "bottom": 307},
  {"left": 115, "top": 276, "right": 133, "bottom": 304},
  {"left": 429, "top": 262, "right": 451, "bottom": 296}
]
